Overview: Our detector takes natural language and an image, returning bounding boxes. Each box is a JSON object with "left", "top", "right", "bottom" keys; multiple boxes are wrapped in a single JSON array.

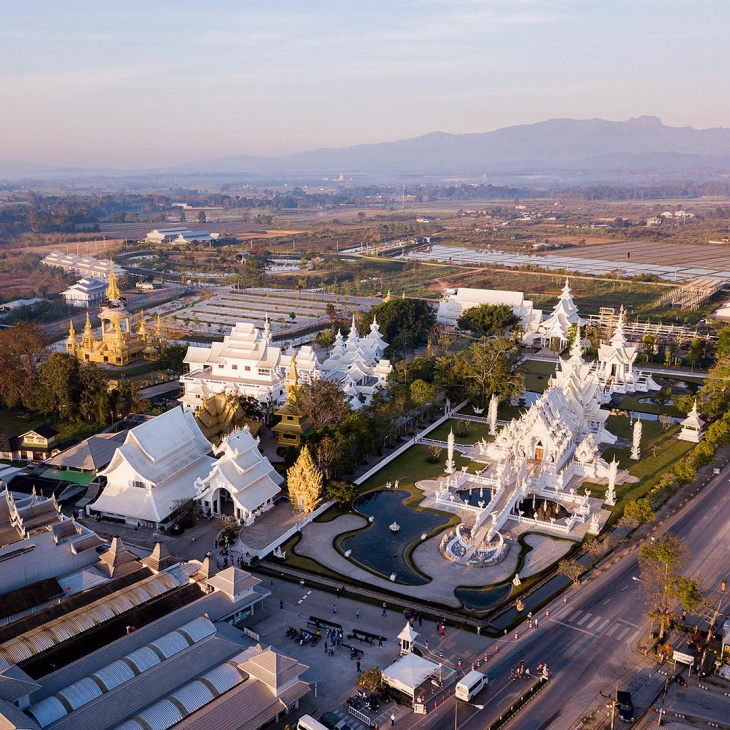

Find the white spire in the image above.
[
  {"left": 610, "top": 306, "right": 626, "bottom": 347},
  {"left": 569, "top": 322, "right": 583, "bottom": 361}
]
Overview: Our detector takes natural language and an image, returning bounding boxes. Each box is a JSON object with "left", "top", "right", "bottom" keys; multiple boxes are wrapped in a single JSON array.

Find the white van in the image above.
[
  {"left": 455, "top": 670, "right": 489, "bottom": 701},
  {"left": 297, "top": 715, "right": 329, "bottom": 730}
]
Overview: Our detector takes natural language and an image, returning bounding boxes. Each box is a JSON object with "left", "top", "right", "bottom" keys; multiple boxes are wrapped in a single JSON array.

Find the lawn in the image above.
[
  {"left": 520, "top": 358, "right": 557, "bottom": 393},
  {"left": 614, "top": 393, "right": 683, "bottom": 418},
  {"left": 588, "top": 417, "right": 694, "bottom": 515},
  {"left": 427, "top": 419, "right": 494, "bottom": 444},
  {"left": 0, "top": 408, "right": 102, "bottom": 445}
]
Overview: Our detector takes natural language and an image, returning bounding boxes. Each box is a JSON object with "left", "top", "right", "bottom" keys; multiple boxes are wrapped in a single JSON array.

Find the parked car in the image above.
[{"left": 616, "top": 691, "right": 635, "bottom": 722}]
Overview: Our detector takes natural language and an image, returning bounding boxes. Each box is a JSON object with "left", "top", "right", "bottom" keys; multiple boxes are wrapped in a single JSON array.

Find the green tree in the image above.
[
  {"left": 409, "top": 379, "right": 436, "bottom": 408},
  {"left": 157, "top": 343, "right": 188, "bottom": 374},
  {"left": 456, "top": 304, "right": 520, "bottom": 338},
  {"left": 292, "top": 378, "right": 350, "bottom": 431},
  {"left": 624, "top": 498, "right": 654, "bottom": 525},
  {"left": 33, "top": 353, "right": 82, "bottom": 419},
  {"left": 325, "top": 479, "right": 357, "bottom": 507},
  {"left": 359, "top": 298, "right": 436, "bottom": 351},
  {"left": 687, "top": 338, "right": 704, "bottom": 367},
  {"left": 356, "top": 666, "right": 385, "bottom": 693},
  {"left": 197, "top": 211, "right": 207, "bottom": 223},
  {"left": 0, "top": 323, "right": 48, "bottom": 408},
  {"left": 315, "top": 329, "right": 336, "bottom": 347}
]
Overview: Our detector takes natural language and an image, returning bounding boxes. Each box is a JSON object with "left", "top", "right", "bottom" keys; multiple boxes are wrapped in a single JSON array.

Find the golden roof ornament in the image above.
[{"left": 105, "top": 261, "right": 121, "bottom": 301}]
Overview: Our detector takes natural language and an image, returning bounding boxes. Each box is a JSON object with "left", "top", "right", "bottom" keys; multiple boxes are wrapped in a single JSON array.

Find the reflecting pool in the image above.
[{"left": 340, "top": 489, "right": 449, "bottom": 586}]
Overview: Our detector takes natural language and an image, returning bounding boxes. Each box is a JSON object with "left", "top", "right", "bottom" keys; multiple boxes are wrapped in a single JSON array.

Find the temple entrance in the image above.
[
  {"left": 214, "top": 488, "right": 236, "bottom": 516},
  {"left": 534, "top": 441, "right": 544, "bottom": 461},
  {"left": 611, "top": 363, "right": 617, "bottom": 377}
]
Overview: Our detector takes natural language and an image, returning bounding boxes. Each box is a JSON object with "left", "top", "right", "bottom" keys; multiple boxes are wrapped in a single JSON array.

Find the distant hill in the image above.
[{"left": 174, "top": 116, "right": 730, "bottom": 177}]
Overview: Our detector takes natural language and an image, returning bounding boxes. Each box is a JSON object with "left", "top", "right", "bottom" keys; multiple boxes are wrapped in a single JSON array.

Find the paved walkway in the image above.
[
  {"left": 520, "top": 534, "right": 573, "bottom": 578},
  {"left": 295, "top": 514, "right": 520, "bottom": 607}
]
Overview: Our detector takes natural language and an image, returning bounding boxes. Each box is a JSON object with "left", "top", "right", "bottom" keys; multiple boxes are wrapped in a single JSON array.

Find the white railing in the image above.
[
  {"left": 512, "top": 513, "right": 573, "bottom": 533},
  {"left": 245, "top": 500, "right": 333, "bottom": 559}
]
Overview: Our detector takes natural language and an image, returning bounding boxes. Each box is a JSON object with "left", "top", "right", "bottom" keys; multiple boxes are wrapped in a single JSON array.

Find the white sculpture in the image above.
[
  {"left": 512, "top": 572, "right": 521, "bottom": 586},
  {"left": 488, "top": 393, "right": 498, "bottom": 436},
  {"left": 605, "top": 456, "right": 618, "bottom": 506},
  {"left": 445, "top": 428, "right": 456, "bottom": 474},
  {"left": 588, "top": 511, "right": 600, "bottom": 535},
  {"left": 473, "top": 405, "right": 484, "bottom": 415},
  {"left": 678, "top": 400, "right": 704, "bottom": 443},
  {"left": 631, "top": 416, "right": 642, "bottom": 460}
]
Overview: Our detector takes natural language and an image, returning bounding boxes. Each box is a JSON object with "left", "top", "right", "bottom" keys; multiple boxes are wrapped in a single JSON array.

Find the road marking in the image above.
[
  {"left": 546, "top": 618, "right": 598, "bottom": 637},
  {"left": 564, "top": 609, "right": 581, "bottom": 621},
  {"left": 597, "top": 619, "right": 611, "bottom": 632},
  {"left": 577, "top": 613, "right": 593, "bottom": 626},
  {"left": 587, "top": 616, "right": 603, "bottom": 629},
  {"left": 606, "top": 624, "right": 619, "bottom": 636},
  {"left": 603, "top": 599, "right": 611, "bottom": 605},
  {"left": 615, "top": 627, "right": 630, "bottom": 640}
]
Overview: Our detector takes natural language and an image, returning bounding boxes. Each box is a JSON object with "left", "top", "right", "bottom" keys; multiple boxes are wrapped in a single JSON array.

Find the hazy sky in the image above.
[{"left": 1, "top": 0, "right": 726, "bottom": 168}]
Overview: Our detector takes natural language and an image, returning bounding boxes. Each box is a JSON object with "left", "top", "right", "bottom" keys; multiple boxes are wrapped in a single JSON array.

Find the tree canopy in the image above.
[
  {"left": 456, "top": 304, "right": 520, "bottom": 337},
  {"left": 359, "top": 298, "right": 436, "bottom": 354}
]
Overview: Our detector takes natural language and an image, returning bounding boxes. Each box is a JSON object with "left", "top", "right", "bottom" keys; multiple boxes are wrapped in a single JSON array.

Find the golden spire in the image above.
[
  {"left": 83, "top": 311, "right": 93, "bottom": 337},
  {"left": 155, "top": 312, "right": 162, "bottom": 336},
  {"left": 402, "top": 290, "right": 406, "bottom": 299},
  {"left": 106, "top": 261, "right": 121, "bottom": 301},
  {"left": 286, "top": 353, "right": 299, "bottom": 387},
  {"left": 383, "top": 290, "right": 391, "bottom": 302},
  {"left": 68, "top": 319, "right": 76, "bottom": 338},
  {"left": 138, "top": 310, "right": 147, "bottom": 336}
]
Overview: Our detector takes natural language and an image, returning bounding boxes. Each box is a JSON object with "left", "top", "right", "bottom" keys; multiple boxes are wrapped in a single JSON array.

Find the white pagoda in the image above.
[
  {"left": 528, "top": 278, "right": 582, "bottom": 349},
  {"left": 194, "top": 426, "right": 283, "bottom": 524},
  {"left": 320, "top": 315, "right": 392, "bottom": 407},
  {"left": 678, "top": 400, "right": 704, "bottom": 443},
  {"left": 553, "top": 324, "right": 616, "bottom": 444},
  {"left": 595, "top": 308, "right": 659, "bottom": 398}
]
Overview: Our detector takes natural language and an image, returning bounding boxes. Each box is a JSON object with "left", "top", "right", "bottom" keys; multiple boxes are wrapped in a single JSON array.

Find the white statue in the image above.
[
  {"left": 513, "top": 572, "right": 521, "bottom": 586},
  {"left": 605, "top": 456, "right": 618, "bottom": 506},
  {"left": 588, "top": 511, "right": 600, "bottom": 535},
  {"left": 488, "top": 393, "right": 498, "bottom": 436},
  {"left": 445, "top": 428, "right": 456, "bottom": 473},
  {"left": 631, "top": 416, "right": 642, "bottom": 460}
]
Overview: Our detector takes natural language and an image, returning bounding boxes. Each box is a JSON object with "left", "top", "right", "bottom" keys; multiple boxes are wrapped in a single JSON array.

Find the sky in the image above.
[{"left": 0, "top": 0, "right": 727, "bottom": 168}]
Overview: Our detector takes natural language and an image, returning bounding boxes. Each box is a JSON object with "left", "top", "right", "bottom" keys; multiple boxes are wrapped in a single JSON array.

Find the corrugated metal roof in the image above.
[
  {"left": 170, "top": 681, "right": 214, "bottom": 714},
  {"left": 26, "top": 618, "right": 216, "bottom": 728},
  {"left": 0, "top": 572, "right": 181, "bottom": 671},
  {"left": 133, "top": 698, "right": 184, "bottom": 729},
  {"left": 198, "top": 663, "right": 242, "bottom": 695}
]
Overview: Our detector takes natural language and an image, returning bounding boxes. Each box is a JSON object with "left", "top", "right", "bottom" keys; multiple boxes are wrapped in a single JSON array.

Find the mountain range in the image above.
[{"left": 3, "top": 116, "right": 730, "bottom": 182}]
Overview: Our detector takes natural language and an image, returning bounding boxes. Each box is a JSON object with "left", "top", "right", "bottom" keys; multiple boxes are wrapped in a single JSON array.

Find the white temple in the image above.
[
  {"left": 320, "top": 315, "right": 392, "bottom": 409},
  {"left": 180, "top": 319, "right": 288, "bottom": 408},
  {"left": 181, "top": 316, "right": 391, "bottom": 412},
  {"left": 90, "top": 407, "right": 215, "bottom": 527},
  {"left": 437, "top": 287, "right": 542, "bottom": 330},
  {"left": 678, "top": 400, "right": 704, "bottom": 443},
  {"left": 530, "top": 278, "right": 582, "bottom": 349},
  {"left": 438, "top": 329, "right": 619, "bottom": 562},
  {"left": 194, "top": 427, "right": 283, "bottom": 523},
  {"left": 594, "top": 308, "right": 660, "bottom": 397}
]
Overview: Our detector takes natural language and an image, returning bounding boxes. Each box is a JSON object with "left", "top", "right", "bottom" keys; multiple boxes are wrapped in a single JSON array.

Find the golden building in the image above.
[
  {"left": 66, "top": 263, "right": 165, "bottom": 366},
  {"left": 272, "top": 355, "right": 312, "bottom": 446}
]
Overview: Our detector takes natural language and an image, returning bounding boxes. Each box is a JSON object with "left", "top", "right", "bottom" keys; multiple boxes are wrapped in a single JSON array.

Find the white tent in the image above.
[{"left": 382, "top": 652, "right": 440, "bottom": 698}]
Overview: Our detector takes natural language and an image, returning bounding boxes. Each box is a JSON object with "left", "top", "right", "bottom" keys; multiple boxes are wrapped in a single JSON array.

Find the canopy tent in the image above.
[{"left": 382, "top": 652, "right": 440, "bottom": 699}]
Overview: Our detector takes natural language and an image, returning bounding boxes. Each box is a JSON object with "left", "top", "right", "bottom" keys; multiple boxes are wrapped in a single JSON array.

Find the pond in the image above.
[
  {"left": 515, "top": 496, "right": 571, "bottom": 521},
  {"left": 340, "top": 490, "right": 449, "bottom": 586},
  {"left": 455, "top": 487, "right": 494, "bottom": 508},
  {"left": 455, "top": 582, "right": 512, "bottom": 613}
]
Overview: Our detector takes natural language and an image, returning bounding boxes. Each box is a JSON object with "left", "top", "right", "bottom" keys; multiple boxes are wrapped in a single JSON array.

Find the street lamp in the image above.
[{"left": 454, "top": 701, "right": 485, "bottom": 729}]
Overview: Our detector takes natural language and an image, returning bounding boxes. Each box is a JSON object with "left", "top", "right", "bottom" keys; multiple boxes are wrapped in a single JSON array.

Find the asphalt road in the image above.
[{"left": 417, "top": 459, "right": 730, "bottom": 730}]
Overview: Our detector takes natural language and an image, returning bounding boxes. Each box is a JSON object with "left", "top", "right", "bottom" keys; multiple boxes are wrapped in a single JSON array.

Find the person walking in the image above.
[
  {"left": 332, "top": 604, "right": 337, "bottom": 615},
  {"left": 382, "top": 602, "right": 387, "bottom": 617},
  {"left": 390, "top": 711, "right": 396, "bottom": 726},
  {"left": 378, "top": 637, "right": 383, "bottom": 649},
  {"left": 279, "top": 599, "right": 284, "bottom": 609},
  {"left": 418, "top": 612, "right": 422, "bottom": 627},
  {"left": 356, "top": 658, "right": 361, "bottom": 672},
  {"left": 356, "top": 608, "right": 360, "bottom": 619},
  {"left": 324, "top": 640, "right": 328, "bottom": 653}
]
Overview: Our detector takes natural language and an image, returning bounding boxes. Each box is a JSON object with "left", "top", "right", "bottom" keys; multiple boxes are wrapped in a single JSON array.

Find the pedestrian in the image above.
[
  {"left": 391, "top": 711, "right": 396, "bottom": 726},
  {"left": 563, "top": 595, "right": 567, "bottom": 604},
  {"left": 337, "top": 587, "right": 341, "bottom": 598},
  {"left": 535, "top": 617, "right": 539, "bottom": 629},
  {"left": 357, "top": 659, "right": 361, "bottom": 672},
  {"left": 545, "top": 608, "right": 549, "bottom": 618},
  {"left": 333, "top": 604, "right": 337, "bottom": 615},
  {"left": 425, "top": 639, "right": 429, "bottom": 651},
  {"left": 324, "top": 641, "right": 328, "bottom": 653},
  {"left": 378, "top": 637, "right": 383, "bottom": 648},
  {"left": 356, "top": 608, "right": 360, "bottom": 619},
  {"left": 382, "top": 602, "right": 387, "bottom": 617},
  {"left": 418, "top": 613, "right": 423, "bottom": 627},
  {"left": 477, "top": 625, "right": 481, "bottom": 635},
  {"left": 279, "top": 599, "right": 284, "bottom": 609}
]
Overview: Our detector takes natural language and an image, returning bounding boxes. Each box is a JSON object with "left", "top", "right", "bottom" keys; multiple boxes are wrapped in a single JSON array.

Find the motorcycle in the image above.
[
  {"left": 285, "top": 626, "right": 298, "bottom": 639},
  {"left": 673, "top": 674, "right": 687, "bottom": 687},
  {"left": 347, "top": 696, "right": 361, "bottom": 709},
  {"left": 366, "top": 697, "right": 380, "bottom": 712}
]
